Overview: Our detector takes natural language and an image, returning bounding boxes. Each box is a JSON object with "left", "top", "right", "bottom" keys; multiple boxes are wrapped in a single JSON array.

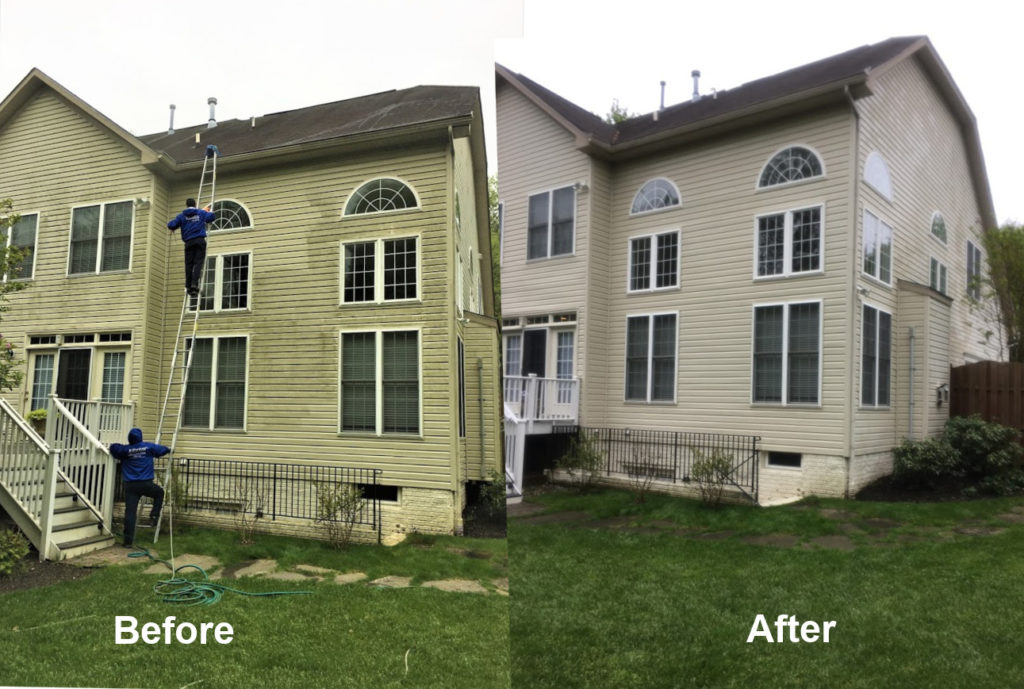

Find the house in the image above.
[
  {"left": 0, "top": 68, "right": 502, "bottom": 559},
  {"left": 497, "top": 37, "right": 1002, "bottom": 504}
]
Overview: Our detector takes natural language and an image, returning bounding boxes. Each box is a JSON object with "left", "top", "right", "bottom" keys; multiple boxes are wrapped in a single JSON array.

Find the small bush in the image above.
[
  {"left": 0, "top": 528, "right": 29, "bottom": 577},
  {"left": 691, "top": 449, "right": 734, "bottom": 508},
  {"left": 315, "top": 482, "right": 364, "bottom": 549},
  {"left": 478, "top": 472, "right": 507, "bottom": 516},
  {"left": 944, "top": 415, "right": 1023, "bottom": 478},
  {"left": 556, "top": 431, "right": 603, "bottom": 493},
  {"left": 892, "top": 437, "right": 961, "bottom": 489},
  {"left": 974, "top": 468, "right": 1024, "bottom": 497}
]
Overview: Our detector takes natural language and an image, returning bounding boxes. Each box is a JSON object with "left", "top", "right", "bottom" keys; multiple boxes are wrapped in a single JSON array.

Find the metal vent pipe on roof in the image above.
[
  {"left": 207, "top": 97, "right": 218, "bottom": 128},
  {"left": 168, "top": 104, "right": 176, "bottom": 134},
  {"left": 691, "top": 70, "right": 701, "bottom": 102},
  {"left": 660, "top": 81, "right": 666, "bottom": 110}
]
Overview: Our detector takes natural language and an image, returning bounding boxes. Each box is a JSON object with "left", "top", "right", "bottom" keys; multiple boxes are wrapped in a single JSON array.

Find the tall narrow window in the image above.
[
  {"left": 556, "top": 331, "right": 574, "bottom": 404},
  {"left": 629, "top": 231, "right": 679, "bottom": 291},
  {"left": 340, "top": 330, "right": 420, "bottom": 435},
  {"left": 966, "top": 240, "right": 982, "bottom": 300},
  {"left": 382, "top": 331, "right": 419, "bottom": 434},
  {"left": 30, "top": 354, "right": 55, "bottom": 411},
  {"left": 930, "top": 212, "right": 947, "bottom": 243},
  {"left": 930, "top": 258, "right": 948, "bottom": 295},
  {"left": 340, "top": 332, "right": 376, "bottom": 432},
  {"left": 625, "top": 314, "right": 677, "bottom": 402},
  {"left": 457, "top": 338, "right": 466, "bottom": 438},
  {"left": 862, "top": 210, "right": 892, "bottom": 285},
  {"left": 5, "top": 213, "right": 38, "bottom": 280},
  {"left": 756, "top": 207, "right": 822, "bottom": 277},
  {"left": 504, "top": 334, "right": 522, "bottom": 377},
  {"left": 752, "top": 302, "right": 821, "bottom": 405},
  {"left": 101, "top": 352, "right": 126, "bottom": 404},
  {"left": 68, "top": 201, "right": 133, "bottom": 274},
  {"left": 862, "top": 305, "right": 891, "bottom": 407},
  {"left": 527, "top": 187, "right": 575, "bottom": 259}
]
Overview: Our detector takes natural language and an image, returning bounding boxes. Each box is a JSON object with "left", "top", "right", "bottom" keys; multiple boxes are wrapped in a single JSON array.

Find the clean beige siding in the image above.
[
  {"left": 593, "top": 107, "right": 855, "bottom": 455},
  {"left": 0, "top": 90, "right": 155, "bottom": 415},
  {"left": 581, "top": 158, "right": 613, "bottom": 423},
  {"left": 496, "top": 83, "right": 591, "bottom": 318},
  {"left": 895, "top": 284, "right": 928, "bottom": 441},
  {"left": 162, "top": 143, "right": 459, "bottom": 491},
  {"left": 453, "top": 136, "right": 482, "bottom": 314}
]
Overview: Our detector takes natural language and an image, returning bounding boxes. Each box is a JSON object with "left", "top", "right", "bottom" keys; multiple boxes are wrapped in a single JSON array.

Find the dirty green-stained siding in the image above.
[{"left": 461, "top": 313, "right": 502, "bottom": 481}]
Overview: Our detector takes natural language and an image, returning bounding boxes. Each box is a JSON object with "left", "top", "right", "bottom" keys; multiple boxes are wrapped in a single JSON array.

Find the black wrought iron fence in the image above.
[
  {"left": 116, "top": 458, "right": 382, "bottom": 542},
  {"left": 558, "top": 426, "right": 761, "bottom": 503}
]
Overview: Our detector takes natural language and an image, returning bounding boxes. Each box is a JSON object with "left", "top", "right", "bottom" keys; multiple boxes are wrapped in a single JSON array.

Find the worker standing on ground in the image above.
[
  {"left": 167, "top": 197, "right": 215, "bottom": 296},
  {"left": 109, "top": 428, "right": 170, "bottom": 547}
]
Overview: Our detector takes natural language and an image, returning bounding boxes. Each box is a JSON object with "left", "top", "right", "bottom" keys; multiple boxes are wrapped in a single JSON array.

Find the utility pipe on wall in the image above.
[{"left": 908, "top": 327, "right": 916, "bottom": 439}]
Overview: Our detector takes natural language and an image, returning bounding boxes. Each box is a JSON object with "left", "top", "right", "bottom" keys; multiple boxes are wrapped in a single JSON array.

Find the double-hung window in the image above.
[
  {"left": 5, "top": 213, "right": 38, "bottom": 280},
  {"left": 629, "top": 231, "right": 679, "bottom": 291},
  {"left": 862, "top": 210, "right": 892, "bottom": 285},
  {"left": 527, "top": 187, "right": 575, "bottom": 259},
  {"left": 340, "top": 329, "right": 420, "bottom": 435},
  {"left": 752, "top": 302, "right": 821, "bottom": 405},
  {"left": 625, "top": 313, "right": 677, "bottom": 402},
  {"left": 755, "top": 206, "right": 822, "bottom": 278},
  {"left": 341, "top": 236, "right": 418, "bottom": 304},
  {"left": 861, "top": 305, "right": 891, "bottom": 407},
  {"left": 193, "top": 253, "right": 251, "bottom": 312},
  {"left": 929, "top": 258, "right": 948, "bottom": 295},
  {"left": 966, "top": 240, "right": 982, "bottom": 300},
  {"left": 68, "top": 201, "right": 133, "bottom": 274},
  {"left": 182, "top": 335, "right": 248, "bottom": 429}
]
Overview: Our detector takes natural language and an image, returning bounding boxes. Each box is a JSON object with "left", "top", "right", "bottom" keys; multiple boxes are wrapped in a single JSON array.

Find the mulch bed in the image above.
[
  {"left": 0, "top": 548, "right": 96, "bottom": 595},
  {"left": 855, "top": 475, "right": 986, "bottom": 502}
]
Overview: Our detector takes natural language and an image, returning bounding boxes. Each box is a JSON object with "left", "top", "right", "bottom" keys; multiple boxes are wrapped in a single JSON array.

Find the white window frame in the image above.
[
  {"left": 860, "top": 304, "right": 892, "bottom": 409},
  {"left": 628, "top": 229, "right": 681, "bottom": 293},
  {"left": 182, "top": 333, "right": 250, "bottom": 431},
  {"left": 66, "top": 199, "right": 135, "bottom": 276},
  {"left": 629, "top": 178, "right": 682, "bottom": 216},
  {"left": 190, "top": 251, "right": 254, "bottom": 314},
  {"left": 623, "top": 311, "right": 678, "bottom": 404},
  {"left": 753, "top": 204, "right": 825, "bottom": 280},
  {"left": 526, "top": 185, "right": 576, "bottom": 261},
  {"left": 755, "top": 145, "right": 826, "bottom": 191},
  {"left": 504, "top": 333, "right": 522, "bottom": 377},
  {"left": 862, "top": 209, "right": 893, "bottom": 287},
  {"left": 929, "top": 257, "right": 948, "bottom": 295},
  {"left": 930, "top": 211, "right": 947, "bottom": 245},
  {"left": 863, "top": 151, "right": 893, "bottom": 202},
  {"left": 207, "top": 198, "right": 254, "bottom": 234},
  {"left": 338, "top": 327, "right": 423, "bottom": 437},
  {"left": 966, "top": 240, "right": 983, "bottom": 300},
  {"left": 340, "top": 235, "right": 421, "bottom": 305},
  {"left": 497, "top": 200, "right": 504, "bottom": 266},
  {"left": 750, "top": 300, "right": 823, "bottom": 407},
  {"left": 4, "top": 211, "right": 39, "bottom": 281},
  {"left": 342, "top": 177, "right": 421, "bottom": 217}
]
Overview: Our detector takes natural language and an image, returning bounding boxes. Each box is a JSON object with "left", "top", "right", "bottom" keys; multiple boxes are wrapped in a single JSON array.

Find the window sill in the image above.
[
  {"left": 626, "top": 285, "right": 680, "bottom": 295},
  {"left": 861, "top": 273, "right": 893, "bottom": 290},
  {"left": 623, "top": 399, "right": 677, "bottom": 406},
  {"left": 765, "top": 463, "right": 803, "bottom": 471},
  {"left": 339, "top": 299, "right": 422, "bottom": 308},
  {"left": 753, "top": 270, "right": 824, "bottom": 281},
  {"left": 525, "top": 253, "right": 576, "bottom": 264},
  {"left": 750, "top": 402, "right": 822, "bottom": 409},
  {"left": 338, "top": 431, "right": 424, "bottom": 440},
  {"left": 858, "top": 405, "right": 892, "bottom": 411},
  {"left": 180, "top": 427, "right": 247, "bottom": 433},
  {"left": 66, "top": 270, "right": 132, "bottom": 278}
]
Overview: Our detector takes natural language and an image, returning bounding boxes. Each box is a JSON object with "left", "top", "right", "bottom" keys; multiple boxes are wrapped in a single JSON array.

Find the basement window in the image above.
[
  {"left": 767, "top": 451, "right": 802, "bottom": 468},
  {"left": 358, "top": 483, "right": 399, "bottom": 502}
]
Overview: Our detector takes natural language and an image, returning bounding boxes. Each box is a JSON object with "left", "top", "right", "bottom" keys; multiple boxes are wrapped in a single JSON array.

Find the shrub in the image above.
[
  {"left": 690, "top": 448, "right": 734, "bottom": 508},
  {"left": 891, "top": 437, "right": 961, "bottom": 489},
  {"left": 556, "top": 431, "right": 603, "bottom": 493},
  {"left": 0, "top": 528, "right": 29, "bottom": 577},
  {"left": 944, "top": 415, "right": 1023, "bottom": 478},
  {"left": 315, "top": 482, "right": 364, "bottom": 549}
]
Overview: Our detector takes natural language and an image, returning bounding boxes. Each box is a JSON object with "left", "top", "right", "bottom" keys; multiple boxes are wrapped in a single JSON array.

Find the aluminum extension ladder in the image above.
[{"left": 153, "top": 144, "right": 218, "bottom": 542}]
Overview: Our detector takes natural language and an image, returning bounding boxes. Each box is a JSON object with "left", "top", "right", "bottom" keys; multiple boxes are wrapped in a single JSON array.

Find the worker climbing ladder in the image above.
[{"left": 152, "top": 144, "right": 219, "bottom": 543}]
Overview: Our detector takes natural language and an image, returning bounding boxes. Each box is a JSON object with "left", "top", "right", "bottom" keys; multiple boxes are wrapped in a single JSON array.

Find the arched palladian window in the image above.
[
  {"left": 758, "top": 146, "right": 824, "bottom": 188},
  {"left": 864, "top": 151, "right": 893, "bottom": 201},
  {"left": 344, "top": 177, "right": 419, "bottom": 215},
  {"left": 209, "top": 199, "right": 253, "bottom": 231},
  {"left": 931, "top": 211, "right": 947, "bottom": 243},
  {"left": 630, "top": 178, "right": 681, "bottom": 215}
]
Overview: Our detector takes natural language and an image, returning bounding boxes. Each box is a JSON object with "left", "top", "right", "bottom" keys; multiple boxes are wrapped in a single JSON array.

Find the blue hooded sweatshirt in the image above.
[
  {"left": 109, "top": 428, "right": 170, "bottom": 482},
  {"left": 167, "top": 206, "right": 216, "bottom": 242}
]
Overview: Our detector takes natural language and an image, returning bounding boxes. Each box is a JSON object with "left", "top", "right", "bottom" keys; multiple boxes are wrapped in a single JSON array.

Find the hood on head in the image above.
[{"left": 128, "top": 428, "right": 143, "bottom": 443}]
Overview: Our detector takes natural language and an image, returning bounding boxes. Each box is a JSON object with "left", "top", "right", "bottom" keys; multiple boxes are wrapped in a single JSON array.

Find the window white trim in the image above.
[
  {"left": 525, "top": 185, "right": 576, "bottom": 261},
  {"left": 66, "top": 199, "right": 135, "bottom": 276},
  {"left": 966, "top": 239, "right": 983, "bottom": 300},
  {"left": 338, "top": 327, "right": 423, "bottom": 437},
  {"left": 929, "top": 257, "right": 948, "bottom": 295},
  {"left": 627, "top": 228, "right": 681, "bottom": 293},
  {"left": 752, "top": 203, "right": 826, "bottom": 280},
  {"left": 623, "top": 311, "right": 679, "bottom": 404},
  {"left": 860, "top": 303, "right": 892, "bottom": 409},
  {"left": 339, "top": 235, "right": 421, "bottom": 305},
  {"left": 182, "top": 333, "right": 250, "bottom": 431},
  {"left": 208, "top": 198, "right": 254, "bottom": 234},
  {"left": 749, "top": 300, "right": 823, "bottom": 407},
  {"left": 497, "top": 200, "right": 504, "bottom": 266},
  {"left": 930, "top": 211, "right": 947, "bottom": 245},
  {"left": 863, "top": 151, "right": 893, "bottom": 202},
  {"left": 189, "top": 251, "right": 254, "bottom": 314},
  {"left": 3, "top": 210, "right": 39, "bottom": 281},
  {"left": 629, "top": 177, "right": 682, "bottom": 216},
  {"left": 342, "top": 177, "right": 421, "bottom": 217},
  {"left": 755, "top": 144, "right": 826, "bottom": 191},
  {"left": 861, "top": 208, "right": 894, "bottom": 287}
]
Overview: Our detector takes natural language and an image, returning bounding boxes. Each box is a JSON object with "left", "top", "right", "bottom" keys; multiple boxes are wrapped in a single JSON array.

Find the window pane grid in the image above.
[
  {"left": 759, "top": 147, "right": 823, "bottom": 187},
  {"left": 791, "top": 208, "right": 821, "bottom": 273},
  {"left": 505, "top": 335, "right": 521, "bottom": 377},
  {"left": 101, "top": 352, "right": 125, "bottom": 404},
  {"left": 625, "top": 317, "right": 650, "bottom": 401},
  {"left": 100, "top": 201, "right": 132, "bottom": 272},
  {"left": 31, "top": 354, "right": 54, "bottom": 411},
  {"left": 210, "top": 200, "right": 252, "bottom": 231},
  {"left": 757, "top": 214, "right": 785, "bottom": 276},
  {"left": 655, "top": 232, "right": 678, "bottom": 288},
  {"left": 69, "top": 206, "right": 100, "bottom": 274},
  {"left": 384, "top": 237, "right": 417, "bottom": 300},
  {"left": 556, "top": 332, "right": 574, "bottom": 404},
  {"left": 10, "top": 214, "right": 37, "bottom": 279},
  {"left": 631, "top": 178, "right": 680, "bottom": 214},
  {"left": 221, "top": 254, "right": 250, "bottom": 310},
  {"left": 344, "top": 242, "right": 376, "bottom": 302},
  {"left": 630, "top": 237, "right": 651, "bottom": 290},
  {"left": 346, "top": 179, "right": 417, "bottom": 215}
]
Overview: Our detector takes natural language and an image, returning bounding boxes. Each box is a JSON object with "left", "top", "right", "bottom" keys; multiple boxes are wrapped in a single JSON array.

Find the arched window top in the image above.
[
  {"left": 630, "top": 178, "right": 681, "bottom": 215},
  {"left": 864, "top": 151, "right": 893, "bottom": 201},
  {"left": 344, "top": 177, "right": 420, "bottom": 216},
  {"left": 758, "top": 146, "right": 824, "bottom": 188},
  {"left": 209, "top": 199, "right": 252, "bottom": 231},
  {"left": 930, "top": 211, "right": 947, "bottom": 243}
]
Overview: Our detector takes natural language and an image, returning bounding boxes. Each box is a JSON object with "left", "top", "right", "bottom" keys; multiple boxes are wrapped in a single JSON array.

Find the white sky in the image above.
[
  {"left": 0, "top": 0, "right": 1019, "bottom": 224},
  {"left": 497, "top": 0, "right": 1024, "bottom": 225}
]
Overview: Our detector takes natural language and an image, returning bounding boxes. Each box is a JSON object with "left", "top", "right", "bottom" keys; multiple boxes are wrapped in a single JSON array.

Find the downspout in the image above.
[
  {"left": 844, "top": 85, "right": 861, "bottom": 499},
  {"left": 908, "top": 327, "right": 916, "bottom": 439},
  {"left": 478, "top": 357, "right": 486, "bottom": 476}
]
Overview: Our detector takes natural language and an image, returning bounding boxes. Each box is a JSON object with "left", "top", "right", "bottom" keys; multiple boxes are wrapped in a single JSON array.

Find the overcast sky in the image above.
[{"left": 0, "top": 0, "right": 1020, "bottom": 224}]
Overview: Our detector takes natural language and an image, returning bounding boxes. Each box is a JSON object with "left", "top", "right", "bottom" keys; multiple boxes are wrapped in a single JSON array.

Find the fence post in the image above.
[
  {"left": 39, "top": 449, "right": 59, "bottom": 561},
  {"left": 524, "top": 374, "right": 538, "bottom": 432}
]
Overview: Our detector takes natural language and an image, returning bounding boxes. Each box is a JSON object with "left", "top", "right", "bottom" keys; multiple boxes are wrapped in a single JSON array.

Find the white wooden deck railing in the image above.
[
  {"left": 48, "top": 396, "right": 119, "bottom": 531},
  {"left": 502, "top": 375, "right": 580, "bottom": 424},
  {"left": 0, "top": 397, "right": 59, "bottom": 555}
]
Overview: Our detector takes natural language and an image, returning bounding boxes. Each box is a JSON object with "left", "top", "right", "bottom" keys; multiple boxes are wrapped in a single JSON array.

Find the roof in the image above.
[{"left": 139, "top": 85, "right": 480, "bottom": 164}]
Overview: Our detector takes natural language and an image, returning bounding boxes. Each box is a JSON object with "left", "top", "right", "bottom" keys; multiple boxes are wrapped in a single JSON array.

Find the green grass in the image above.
[
  {"left": 0, "top": 526, "right": 509, "bottom": 689},
  {"left": 510, "top": 487, "right": 1024, "bottom": 689}
]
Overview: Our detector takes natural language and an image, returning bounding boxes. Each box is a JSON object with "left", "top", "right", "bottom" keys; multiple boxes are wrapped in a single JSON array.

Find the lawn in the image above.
[
  {"left": 509, "top": 487, "right": 1024, "bottom": 689},
  {"left": 0, "top": 526, "right": 509, "bottom": 689}
]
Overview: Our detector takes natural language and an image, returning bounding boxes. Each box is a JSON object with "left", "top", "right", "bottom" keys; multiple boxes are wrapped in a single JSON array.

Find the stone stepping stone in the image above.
[
  {"left": 954, "top": 526, "right": 1006, "bottom": 537},
  {"left": 996, "top": 513, "right": 1024, "bottom": 525},
  {"left": 806, "top": 535, "right": 855, "bottom": 551},
  {"left": 818, "top": 508, "right": 857, "bottom": 520},
  {"left": 741, "top": 534, "right": 800, "bottom": 548},
  {"left": 144, "top": 554, "right": 220, "bottom": 576},
  {"left": 585, "top": 516, "right": 634, "bottom": 529},
  {"left": 860, "top": 517, "right": 901, "bottom": 530},
  {"left": 265, "top": 571, "right": 314, "bottom": 582},
  {"left": 370, "top": 575, "right": 412, "bottom": 588},
  {"left": 517, "top": 511, "right": 591, "bottom": 526},
  {"left": 295, "top": 564, "right": 336, "bottom": 575},
  {"left": 421, "top": 579, "right": 488, "bottom": 595},
  {"left": 492, "top": 577, "right": 509, "bottom": 595},
  {"left": 69, "top": 546, "right": 153, "bottom": 568},
  {"left": 334, "top": 572, "right": 368, "bottom": 585},
  {"left": 692, "top": 530, "right": 734, "bottom": 541},
  {"left": 230, "top": 558, "right": 278, "bottom": 578},
  {"left": 507, "top": 502, "right": 546, "bottom": 518}
]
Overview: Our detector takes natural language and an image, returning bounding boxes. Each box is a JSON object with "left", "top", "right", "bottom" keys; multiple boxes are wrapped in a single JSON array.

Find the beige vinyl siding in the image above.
[
  {"left": 594, "top": 107, "right": 854, "bottom": 455},
  {"left": 452, "top": 136, "right": 482, "bottom": 314},
  {"left": 0, "top": 90, "right": 154, "bottom": 414},
  {"left": 462, "top": 313, "right": 503, "bottom": 481},
  {"left": 161, "top": 144, "right": 460, "bottom": 490},
  {"left": 581, "top": 158, "right": 613, "bottom": 424},
  {"left": 925, "top": 297, "right": 952, "bottom": 436},
  {"left": 496, "top": 83, "right": 591, "bottom": 318},
  {"left": 895, "top": 284, "right": 928, "bottom": 441}
]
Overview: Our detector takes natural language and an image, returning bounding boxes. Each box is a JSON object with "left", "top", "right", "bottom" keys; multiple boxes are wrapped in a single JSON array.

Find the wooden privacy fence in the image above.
[{"left": 950, "top": 361, "right": 1024, "bottom": 431}]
